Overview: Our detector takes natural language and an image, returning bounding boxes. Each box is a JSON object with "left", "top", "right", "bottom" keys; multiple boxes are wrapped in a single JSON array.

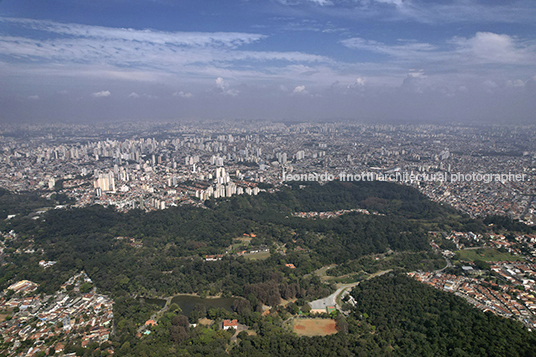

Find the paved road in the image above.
[
  {"left": 309, "top": 270, "right": 392, "bottom": 311},
  {"left": 435, "top": 257, "right": 452, "bottom": 273},
  {"left": 309, "top": 285, "right": 349, "bottom": 310},
  {"left": 304, "top": 264, "right": 336, "bottom": 280}
]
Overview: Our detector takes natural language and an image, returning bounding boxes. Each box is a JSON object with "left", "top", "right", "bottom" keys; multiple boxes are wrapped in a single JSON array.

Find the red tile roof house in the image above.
[
  {"left": 55, "top": 343, "right": 65, "bottom": 353},
  {"left": 222, "top": 319, "right": 238, "bottom": 330}
]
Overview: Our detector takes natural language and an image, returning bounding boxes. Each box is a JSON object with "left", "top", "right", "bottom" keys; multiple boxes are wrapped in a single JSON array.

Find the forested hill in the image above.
[
  {"left": 231, "top": 273, "right": 536, "bottom": 357},
  {"left": 0, "top": 188, "right": 53, "bottom": 219},
  {"left": 255, "top": 181, "right": 457, "bottom": 219},
  {"left": 349, "top": 273, "right": 536, "bottom": 356},
  {"left": 1, "top": 181, "right": 488, "bottom": 296}
]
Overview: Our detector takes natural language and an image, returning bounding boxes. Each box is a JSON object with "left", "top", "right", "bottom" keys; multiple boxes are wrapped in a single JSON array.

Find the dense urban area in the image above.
[
  {"left": 0, "top": 121, "right": 534, "bottom": 222},
  {"left": 1, "top": 121, "right": 536, "bottom": 356}
]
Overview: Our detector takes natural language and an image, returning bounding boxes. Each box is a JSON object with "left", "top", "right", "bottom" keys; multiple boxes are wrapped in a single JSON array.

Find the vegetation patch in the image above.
[
  {"left": 197, "top": 318, "right": 214, "bottom": 326},
  {"left": 243, "top": 252, "right": 271, "bottom": 260},
  {"left": 232, "top": 237, "right": 252, "bottom": 243}
]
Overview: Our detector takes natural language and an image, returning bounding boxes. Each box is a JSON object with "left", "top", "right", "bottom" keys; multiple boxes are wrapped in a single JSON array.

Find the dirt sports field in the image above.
[{"left": 292, "top": 318, "right": 338, "bottom": 336}]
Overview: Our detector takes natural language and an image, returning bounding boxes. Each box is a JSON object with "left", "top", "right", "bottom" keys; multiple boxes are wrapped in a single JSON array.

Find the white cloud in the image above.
[
  {"left": 216, "top": 77, "right": 226, "bottom": 88},
  {"left": 215, "top": 77, "right": 239, "bottom": 96},
  {"left": 92, "top": 90, "right": 111, "bottom": 97},
  {"left": 0, "top": 18, "right": 330, "bottom": 88},
  {"left": 450, "top": 32, "right": 534, "bottom": 65},
  {"left": 483, "top": 79, "right": 498, "bottom": 91},
  {"left": 347, "top": 77, "right": 366, "bottom": 91},
  {"left": 340, "top": 37, "right": 437, "bottom": 58},
  {"left": 328, "top": 0, "right": 536, "bottom": 24},
  {"left": 128, "top": 92, "right": 140, "bottom": 98},
  {"left": 173, "top": 91, "right": 192, "bottom": 98},
  {"left": 506, "top": 79, "right": 525, "bottom": 88},
  {"left": 0, "top": 18, "right": 326, "bottom": 66},
  {"left": 293, "top": 85, "right": 307, "bottom": 94},
  {"left": 0, "top": 17, "right": 265, "bottom": 48},
  {"left": 375, "top": 0, "right": 404, "bottom": 7},
  {"left": 401, "top": 70, "right": 427, "bottom": 93},
  {"left": 308, "top": 0, "right": 333, "bottom": 6},
  {"left": 1, "top": 18, "right": 535, "bottom": 107},
  {"left": 341, "top": 32, "right": 536, "bottom": 71},
  {"left": 28, "top": 95, "right": 39, "bottom": 100},
  {"left": 407, "top": 69, "right": 425, "bottom": 79}
]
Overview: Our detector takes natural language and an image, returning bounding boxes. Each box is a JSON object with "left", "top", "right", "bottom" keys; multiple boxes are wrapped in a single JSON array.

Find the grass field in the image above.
[
  {"left": 232, "top": 237, "right": 252, "bottom": 244},
  {"left": 292, "top": 318, "right": 338, "bottom": 337},
  {"left": 456, "top": 248, "right": 523, "bottom": 262},
  {"left": 198, "top": 318, "right": 214, "bottom": 326},
  {"left": 326, "top": 273, "right": 364, "bottom": 284},
  {"left": 243, "top": 252, "right": 270, "bottom": 260},
  {"left": 229, "top": 237, "right": 252, "bottom": 251}
]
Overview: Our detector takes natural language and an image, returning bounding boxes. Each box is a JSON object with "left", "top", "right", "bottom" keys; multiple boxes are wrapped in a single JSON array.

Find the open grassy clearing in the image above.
[
  {"left": 456, "top": 248, "right": 523, "bottom": 262},
  {"left": 243, "top": 252, "right": 271, "bottom": 260}
]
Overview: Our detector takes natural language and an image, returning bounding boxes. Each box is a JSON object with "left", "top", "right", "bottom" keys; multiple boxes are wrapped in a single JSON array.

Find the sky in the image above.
[{"left": 0, "top": 0, "right": 535, "bottom": 124}]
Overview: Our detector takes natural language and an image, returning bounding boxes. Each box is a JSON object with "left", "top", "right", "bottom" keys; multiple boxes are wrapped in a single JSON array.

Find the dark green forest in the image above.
[
  {"left": 1, "top": 181, "right": 482, "bottom": 296},
  {"left": 230, "top": 274, "right": 536, "bottom": 357},
  {"left": 108, "top": 274, "right": 536, "bottom": 356},
  {"left": 0, "top": 188, "right": 52, "bottom": 219}
]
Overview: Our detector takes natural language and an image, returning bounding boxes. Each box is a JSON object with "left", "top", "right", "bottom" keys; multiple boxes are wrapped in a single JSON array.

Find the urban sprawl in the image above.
[{"left": 1, "top": 121, "right": 536, "bottom": 354}]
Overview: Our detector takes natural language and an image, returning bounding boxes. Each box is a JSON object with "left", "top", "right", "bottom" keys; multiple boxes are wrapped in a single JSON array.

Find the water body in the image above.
[
  {"left": 170, "top": 295, "right": 237, "bottom": 317},
  {"left": 139, "top": 297, "right": 166, "bottom": 309}
]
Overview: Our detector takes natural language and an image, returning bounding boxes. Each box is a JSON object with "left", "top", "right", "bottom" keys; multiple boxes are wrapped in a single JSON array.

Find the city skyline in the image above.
[{"left": 1, "top": 0, "right": 535, "bottom": 123}]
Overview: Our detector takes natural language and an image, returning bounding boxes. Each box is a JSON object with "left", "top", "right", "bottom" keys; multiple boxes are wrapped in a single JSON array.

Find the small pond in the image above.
[{"left": 170, "top": 295, "right": 238, "bottom": 317}]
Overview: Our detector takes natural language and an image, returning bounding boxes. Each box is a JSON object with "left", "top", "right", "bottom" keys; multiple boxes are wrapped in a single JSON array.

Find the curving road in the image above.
[
  {"left": 309, "top": 285, "right": 349, "bottom": 311},
  {"left": 309, "top": 269, "right": 392, "bottom": 311}
]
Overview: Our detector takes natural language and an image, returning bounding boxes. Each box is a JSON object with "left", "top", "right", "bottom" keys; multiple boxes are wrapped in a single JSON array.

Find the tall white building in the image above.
[{"left": 94, "top": 173, "right": 115, "bottom": 192}]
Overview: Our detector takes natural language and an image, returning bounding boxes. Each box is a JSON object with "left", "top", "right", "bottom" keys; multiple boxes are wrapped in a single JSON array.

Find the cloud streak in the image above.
[
  {"left": 275, "top": 0, "right": 536, "bottom": 24},
  {"left": 0, "top": 17, "right": 266, "bottom": 48},
  {"left": 92, "top": 90, "right": 111, "bottom": 97},
  {"left": 341, "top": 32, "right": 536, "bottom": 67},
  {"left": 0, "top": 17, "right": 331, "bottom": 86}
]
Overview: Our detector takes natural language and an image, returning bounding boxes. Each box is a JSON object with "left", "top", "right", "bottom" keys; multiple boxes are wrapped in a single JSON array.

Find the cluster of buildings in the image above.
[
  {"left": 0, "top": 272, "right": 114, "bottom": 356},
  {"left": 419, "top": 176, "right": 534, "bottom": 223},
  {"left": 38, "top": 260, "right": 57, "bottom": 269},
  {"left": 414, "top": 226, "right": 536, "bottom": 330},
  {"left": 431, "top": 230, "right": 536, "bottom": 259},
  {"left": 410, "top": 264, "right": 536, "bottom": 329},
  {"left": 0, "top": 121, "right": 534, "bottom": 222},
  {"left": 204, "top": 241, "right": 271, "bottom": 261},
  {"left": 292, "top": 208, "right": 371, "bottom": 219},
  {"left": 4, "top": 280, "right": 39, "bottom": 295},
  {"left": 115, "top": 236, "right": 143, "bottom": 248},
  {"left": 488, "top": 234, "right": 536, "bottom": 258}
]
